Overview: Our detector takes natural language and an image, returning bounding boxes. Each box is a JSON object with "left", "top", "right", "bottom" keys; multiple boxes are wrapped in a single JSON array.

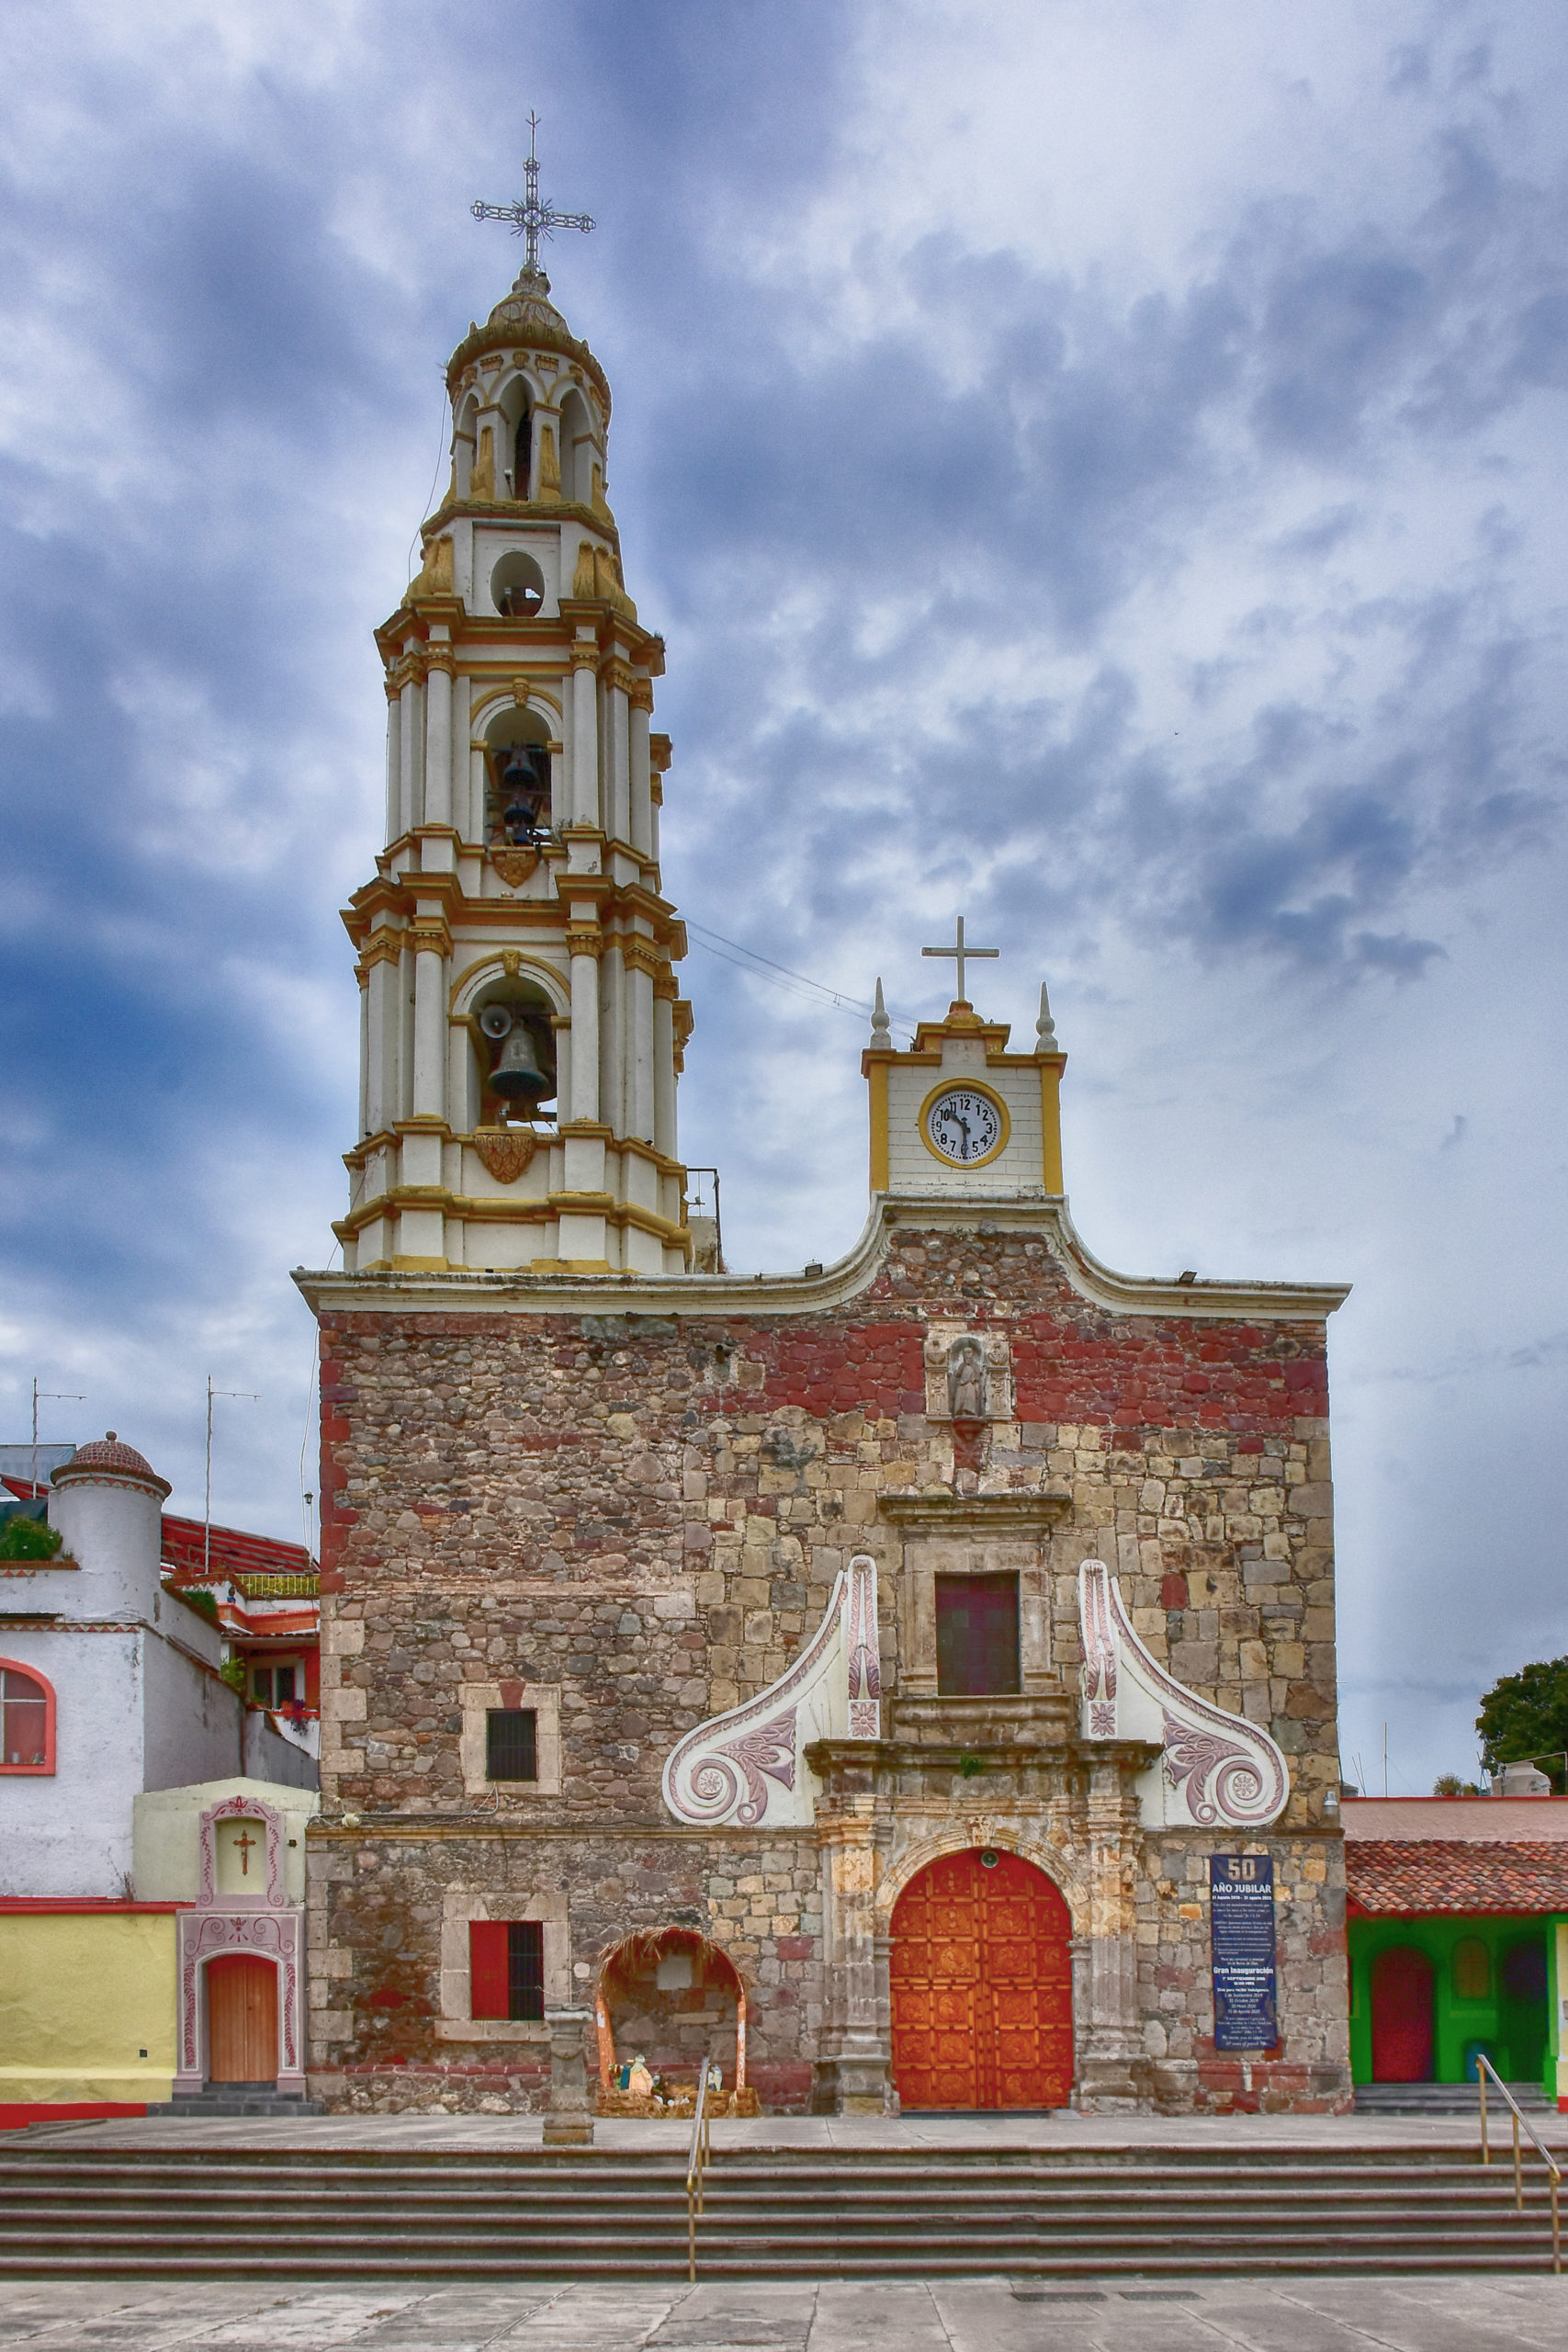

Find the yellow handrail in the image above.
[
  {"left": 685, "top": 2059, "right": 722, "bottom": 2283},
  {"left": 1476, "top": 2054, "right": 1561, "bottom": 2274}
]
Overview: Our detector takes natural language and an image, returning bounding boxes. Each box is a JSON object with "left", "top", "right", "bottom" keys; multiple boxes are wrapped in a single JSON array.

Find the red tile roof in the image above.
[
  {"left": 160, "top": 1513, "right": 311, "bottom": 1584},
  {"left": 1347, "top": 1839, "right": 1568, "bottom": 1916}
]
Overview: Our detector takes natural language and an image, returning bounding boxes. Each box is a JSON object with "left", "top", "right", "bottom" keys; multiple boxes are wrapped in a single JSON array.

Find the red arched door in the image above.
[
  {"left": 207, "top": 1954, "right": 278, "bottom": 2085},
  {"left": 891, "top": 1849, "right": 1073, "bottom": 2109},
  {"left": 1371, "top": 1946, "right": 1434, "bottom": 2083}
]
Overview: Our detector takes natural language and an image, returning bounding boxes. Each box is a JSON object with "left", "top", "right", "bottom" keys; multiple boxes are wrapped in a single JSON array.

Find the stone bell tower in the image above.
[{"left": 337, "top": 230, "right": 692, "bottom": 1275}]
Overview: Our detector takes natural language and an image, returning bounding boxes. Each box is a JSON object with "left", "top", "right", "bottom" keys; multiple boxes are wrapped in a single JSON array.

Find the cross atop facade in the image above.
[
  {"left": 233, "top": 1826, "right": 258, "bottom": 1877},
  {"left": 921, "top": 916, "right": 999, "bottom": 1005},
  {"left": 471, "top": 115, "right": 594, "bottom": 277}
]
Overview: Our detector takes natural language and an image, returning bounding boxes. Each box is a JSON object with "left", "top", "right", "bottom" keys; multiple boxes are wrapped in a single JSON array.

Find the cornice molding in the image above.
[
  {"left": 878, "top": 1491, "right": 1074, "bottom": 1532},
  {"left": 297, "top": 1192, "right": 1350, "bottom": 1323}
]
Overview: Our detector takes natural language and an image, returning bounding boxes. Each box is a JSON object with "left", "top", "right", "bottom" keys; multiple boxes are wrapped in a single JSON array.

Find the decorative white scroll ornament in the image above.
[
  {"left": 1076, "top": 1559, "right": 1289, "bottom": 1831},
  {"left": 662, "top": 1555, "right": 880, "bottom": 1829}
]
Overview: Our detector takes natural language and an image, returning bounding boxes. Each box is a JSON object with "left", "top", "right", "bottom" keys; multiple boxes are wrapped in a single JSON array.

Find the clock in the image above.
[{"left": 922, "top": 1083, "right": 1009, "bottom": 1167}]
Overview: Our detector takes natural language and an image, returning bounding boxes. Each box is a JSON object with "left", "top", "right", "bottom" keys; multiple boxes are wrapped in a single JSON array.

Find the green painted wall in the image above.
[{"left": 1348, "top": 1913, "right": 1563, "bottom": 2092}]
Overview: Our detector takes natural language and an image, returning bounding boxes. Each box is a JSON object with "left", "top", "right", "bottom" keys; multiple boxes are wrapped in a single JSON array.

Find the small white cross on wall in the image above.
[{"left": 921, "top": 917, "right": 999, "bottom": 1005}]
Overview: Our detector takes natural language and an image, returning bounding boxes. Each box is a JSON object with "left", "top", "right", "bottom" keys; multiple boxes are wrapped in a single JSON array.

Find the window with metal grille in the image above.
[
  {"left": 935, "top": 1573, "right": 1021, "bottom": 1695},
  {"left": 486, "top": 1707, "right": 537, "bottom": 1781},
  {"left": 468, "top": 1919, "right": 546, "bottom": 2021}
]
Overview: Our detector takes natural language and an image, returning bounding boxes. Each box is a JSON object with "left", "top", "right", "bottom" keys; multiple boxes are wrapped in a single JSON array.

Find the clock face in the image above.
[{"left": 926, "top": 1086, "right": 1003, "bottom": 1165}]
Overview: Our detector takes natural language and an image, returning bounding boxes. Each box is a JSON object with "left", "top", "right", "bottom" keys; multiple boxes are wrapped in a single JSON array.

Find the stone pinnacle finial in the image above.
[
  {"left": 869, "top": 978, "right": 893, "bottom": 1051},
  {"left": 1036, "top": 980, "right": 1058, "bottom": 1049}
]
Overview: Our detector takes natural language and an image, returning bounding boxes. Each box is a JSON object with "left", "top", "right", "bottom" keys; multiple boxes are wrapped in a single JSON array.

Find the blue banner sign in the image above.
[{"left": 1209, "top": 1853, "right": 1278, "bottom": 2052}]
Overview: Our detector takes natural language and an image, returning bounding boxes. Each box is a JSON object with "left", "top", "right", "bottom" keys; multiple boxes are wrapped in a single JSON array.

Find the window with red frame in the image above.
[
  {"left": 0, "top": 1666, "right": 51, "bottom": 1770},
  {"left": 469, "top": 1920, "right": 545, "bottom": 2020}
]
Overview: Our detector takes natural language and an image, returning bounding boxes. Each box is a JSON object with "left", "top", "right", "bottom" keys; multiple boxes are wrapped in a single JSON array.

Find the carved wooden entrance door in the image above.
[
  {"left": 206, "top": 1954, "right": 278, "bottom": 2084},
  {"left": 890, "top": 1849, "right": 1073, "bottom": 2109}
]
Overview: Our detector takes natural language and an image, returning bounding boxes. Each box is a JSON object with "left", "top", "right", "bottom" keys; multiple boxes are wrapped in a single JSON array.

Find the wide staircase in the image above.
[{"left": 0, "top": 2141, "right": 1562, "bottom": 2278}]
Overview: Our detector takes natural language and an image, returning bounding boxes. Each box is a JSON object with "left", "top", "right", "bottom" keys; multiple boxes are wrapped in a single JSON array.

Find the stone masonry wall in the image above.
[{"left": 308, "top": 1219, "right": 1343, "bottom": 2108}]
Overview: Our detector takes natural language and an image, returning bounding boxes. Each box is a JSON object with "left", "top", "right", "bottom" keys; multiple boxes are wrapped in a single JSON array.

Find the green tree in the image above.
[
  {"left": 1476, "top": 1657, "right": 1568, "bottom": 1792},
  {"left": 0, "top": 1514, "right": 62, "bottom": 1561}
]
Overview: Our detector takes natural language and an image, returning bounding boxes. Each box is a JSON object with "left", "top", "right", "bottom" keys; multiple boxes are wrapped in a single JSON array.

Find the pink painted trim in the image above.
[{"left": 0, "top": 1655, "right": 55, "bottom": 1776}]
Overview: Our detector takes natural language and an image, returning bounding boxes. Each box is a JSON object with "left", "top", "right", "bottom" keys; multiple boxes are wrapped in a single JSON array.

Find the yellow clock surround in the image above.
[{"left": 918, "top": 1078, "right": 1011, "bottom": 1170}]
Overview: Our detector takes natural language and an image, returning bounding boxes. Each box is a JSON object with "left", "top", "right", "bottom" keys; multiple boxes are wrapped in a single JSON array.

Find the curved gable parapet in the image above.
[{"left": 297, "top": 1193, "right": 1349, "bottom": 1325}]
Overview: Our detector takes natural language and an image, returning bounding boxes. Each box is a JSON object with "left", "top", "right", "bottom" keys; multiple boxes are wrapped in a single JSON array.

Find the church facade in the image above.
[{"left": 298, "top": 244, "right": 1351, "bottom": 2117}]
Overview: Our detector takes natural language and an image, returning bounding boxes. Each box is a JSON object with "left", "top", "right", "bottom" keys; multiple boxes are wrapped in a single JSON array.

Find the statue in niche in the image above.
[{"left": 947, "top": 1334, "right": 987, "bottom": 1422}]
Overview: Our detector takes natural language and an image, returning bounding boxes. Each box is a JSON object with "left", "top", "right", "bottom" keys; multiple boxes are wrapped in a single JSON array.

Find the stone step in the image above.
[
  {"left": 1, "top": 2143, "right": 1560, "bottom": 2278},
  {"left": 1355, "top": 2083, "right": 1554, "bottom": 2116}
]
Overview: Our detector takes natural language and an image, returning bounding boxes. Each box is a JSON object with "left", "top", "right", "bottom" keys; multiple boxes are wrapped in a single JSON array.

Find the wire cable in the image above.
[{"left": 683, "top": 920, "right": 918, "bottom": 1029}]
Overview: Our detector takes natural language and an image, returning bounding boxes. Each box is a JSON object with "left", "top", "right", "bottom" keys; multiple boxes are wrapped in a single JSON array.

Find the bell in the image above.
[{"left": 479, "top": 1004, "right": 550, "bottom": 1107}]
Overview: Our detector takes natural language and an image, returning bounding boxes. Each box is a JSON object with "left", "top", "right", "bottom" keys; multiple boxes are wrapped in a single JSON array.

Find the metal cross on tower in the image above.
[
  {"left": 471, "top": 114, "right": 594, "bottom": 275},
  {"left": 921, "top": 916, "right": 999, "bottom": 1004}
]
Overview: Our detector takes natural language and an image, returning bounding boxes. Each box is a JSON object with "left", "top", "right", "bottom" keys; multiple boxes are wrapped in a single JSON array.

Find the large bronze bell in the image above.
[{"left": 478, "top": 1003, "right": 550, "bottom": 1111}]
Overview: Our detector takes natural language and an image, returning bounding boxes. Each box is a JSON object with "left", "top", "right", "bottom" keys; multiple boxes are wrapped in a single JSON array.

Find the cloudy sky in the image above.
[{"left": 3, "top": 0, "right": 1566, "bottom": 1792}]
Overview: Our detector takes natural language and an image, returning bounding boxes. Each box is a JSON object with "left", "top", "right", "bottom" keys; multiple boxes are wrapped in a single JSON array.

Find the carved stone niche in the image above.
[
  {"left": 923, "top": 1328, "right": 1013, "bottom": 1424},
  {"left": 880, "top": 1493, "right": 1070, "bottom": 1726}
]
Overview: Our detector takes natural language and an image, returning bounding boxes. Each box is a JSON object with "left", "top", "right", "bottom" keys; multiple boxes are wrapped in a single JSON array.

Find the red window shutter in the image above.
[{"left": 469, "top": 1920, "right": 510, "bottom": 2020}]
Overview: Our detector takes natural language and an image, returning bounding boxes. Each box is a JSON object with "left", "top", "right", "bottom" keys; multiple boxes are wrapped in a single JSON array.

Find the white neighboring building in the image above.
[{"left": 0, "top": 1434, "right": 313, "bottom": 1899}]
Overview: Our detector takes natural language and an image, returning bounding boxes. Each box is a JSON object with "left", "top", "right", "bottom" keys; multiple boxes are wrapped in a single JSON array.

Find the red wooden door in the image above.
[
  {"left": 1371, "top": 1946, "right": 1434, "bottom": 2083},
  {"left": 891, "top": 1849, "right": 1073, "bottom": 2109},
  {"left": 207, "top": 1954, "right": 278, "bottom": 2084}
]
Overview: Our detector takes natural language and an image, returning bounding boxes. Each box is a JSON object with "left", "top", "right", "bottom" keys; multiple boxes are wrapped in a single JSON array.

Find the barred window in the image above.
[
  {"left": 469, "top": 1918, "right": 546, "bottom": 2021},
  {"left": 486, "top": 1707, "right": 537, "bottom": 1782}
]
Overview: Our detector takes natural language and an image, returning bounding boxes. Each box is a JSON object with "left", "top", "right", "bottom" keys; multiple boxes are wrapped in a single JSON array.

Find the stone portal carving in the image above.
[
  {"left": 1077, "top": 1559, "right": 1289, "bottom": 1831},
  {"left": 923, "top": 1328, "right": 1012, "bottom": 1422},
  {"left": 662, "top": 1555, "right": 880, "bottom": 1829},
  {"left": 174, "top": 1791, "right": 306, "bottom": 2098}
]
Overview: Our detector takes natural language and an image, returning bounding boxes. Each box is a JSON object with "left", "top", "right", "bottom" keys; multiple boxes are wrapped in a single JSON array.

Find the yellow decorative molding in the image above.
[
  {"left": 566, "top": 922, "right": 604, "bottom": 960},
  {"left": 652, "top": 965, "right": 680, "bottom": 1002},
  {"left": 407, "top": 921, "right": 452, "bottom": 959},
  {"left": 568, "top": 640, "right": 602, "bottom": 671},
  {"left": 423, "top": 644, "right": 457, "bottom": 676},
  {"left": 407, "top": 535, "right": 455, "bottom": 603},
  {"left": 604, "top": 657, "right": 639, "bottom": 698},
  {"left": 649, "top": 732, "right": 672, "bottom": 772},
  {"left": 470, "top": 425, "right": 496, "bottom": 500},
  {"left": 536, "top": 423, "right": 560, "bottom": 502},
  {"left": 619, "top": 936, "right": 663, "bottom": 980},
  {"left": 359, "top": 929, "right": 404, "bottom": 974},
  {"left": 570, "top": 542, "right": 598, "bottom": 599},
  {"left": 1040, "top": 1062, "right": 1065, "bottom": 1194}
]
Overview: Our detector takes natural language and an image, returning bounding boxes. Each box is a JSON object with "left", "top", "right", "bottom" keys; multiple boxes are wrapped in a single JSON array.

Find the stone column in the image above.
[
  {"left": 423, "top": 651, "right": 454, "bottom": 827},
  {"left": 383, "top": 680, "right": 400, "bottom": 847},
  {"left": 605, "top": 661, "right": 631, "bottom": 844},
  {"left": 542, "top": 2006, "right": 595, "bottom": 2146},
  {"left": 813, "top": 1793, "right": 895, "bottom": 2114},
  {"left": 410, "top": 920, "right": 449, "bottom": 1122},
  {"left": 399, "top": 665, "right": 423, "bottom": 836},
  {"left": 600, "top": 942, "right": 626, "bottom": 1139},
  {"left": 1076, "top": 1752, "right": 1148, "bottom": 2109},
  {"left": 652, "top": 970, "right": 678, "bottom": 1159},
  {"left": 362, "top": 934, "right": 400, "bottom": 1136},
  {"left": 570, "top": 647, "right": 600, "bottom": 828},
  {"left": 626, "top": 943, "right": 656, "bottom": 1146},
  {"left": 569, "top": 929, "right": 601, "bottom": 1124},
  {"left": 628, "top": 677, "right": 654, "bottom": 856}
]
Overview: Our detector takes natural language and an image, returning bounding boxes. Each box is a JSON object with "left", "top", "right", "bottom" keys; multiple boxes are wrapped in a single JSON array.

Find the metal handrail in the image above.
[
  {"left": 1477, "top": 2053, "right": 1562, "bottom": 2273},
  {"left": 685, "top": 2059, "right": 722, "bottom": 2282}
]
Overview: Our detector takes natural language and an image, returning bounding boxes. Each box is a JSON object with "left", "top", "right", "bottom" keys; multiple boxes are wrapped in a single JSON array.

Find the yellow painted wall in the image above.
[{"left": 0, "top": 1914, "right": 176, "bottom": 2105}]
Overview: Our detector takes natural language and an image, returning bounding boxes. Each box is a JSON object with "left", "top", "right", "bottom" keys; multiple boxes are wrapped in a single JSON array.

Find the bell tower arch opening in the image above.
[
  {"left": 497, "top": 374, "right": 532, "bottom": 500},
  {"left": 469, "top": 976, "right": 558, "bottom": 1128},
  {"left": 484, "top": 705, "right": 552, "bottom": 846},
  {"left": 559, "top": 387, "right": 595, "bottom": 506}
]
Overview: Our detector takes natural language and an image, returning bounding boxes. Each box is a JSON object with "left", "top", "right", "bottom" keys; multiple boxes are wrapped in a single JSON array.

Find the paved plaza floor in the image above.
[
  {"left": 0, "top": 2276, "right": 1564, "bottom": 2350},
  {"left": 11, "top": 2108, "right": 1562, "bottom": 2153}
]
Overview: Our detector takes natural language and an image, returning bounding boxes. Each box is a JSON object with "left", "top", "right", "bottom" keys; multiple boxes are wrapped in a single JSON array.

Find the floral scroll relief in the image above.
[
  {"left": 1076, "top": 1559, "right": 1289, "bottom": 1831},
  {"left": 662, "top": 1555, "right": 881, "bottom": 1830}
]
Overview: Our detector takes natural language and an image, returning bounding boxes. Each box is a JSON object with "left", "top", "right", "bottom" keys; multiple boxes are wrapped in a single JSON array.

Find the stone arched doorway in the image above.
[
  {"left": 594, "top": 1928, "right": 747, "bottom": 2098},
  {"left": 890, "top": 1848, "right": 1073, "bottom": 2110},
  {"left": 1371, "top": 1946, "right": 1434, "bottom": 2083}
]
